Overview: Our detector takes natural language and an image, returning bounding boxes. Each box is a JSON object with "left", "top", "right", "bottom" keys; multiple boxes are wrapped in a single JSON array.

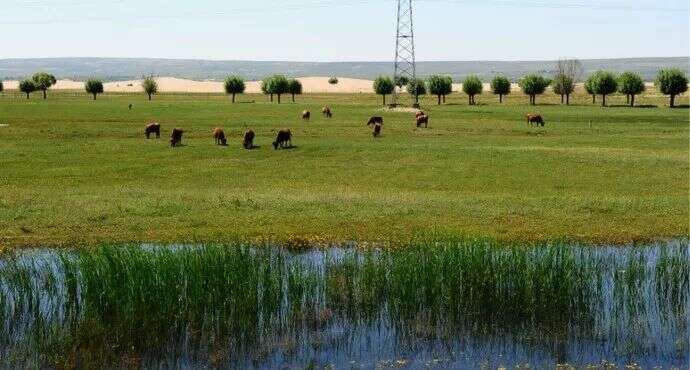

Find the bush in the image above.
[
  {"left": 490, "top": 76, "right": 511, "bottom": 103},
  {"left": 655, "top": 69, "right": 688, "bottom": 108},
  {"left": 519, "top": 74, "right": 551, "bottom": 105},
  {"left": 328, "top": 77, "right": 339, "bottom": 85},
  {"left": 84, "top": 79, "right": 104, "bottom": 100},
  {"left": 462, "top": 75, "right": 483, "bottom": 105}
]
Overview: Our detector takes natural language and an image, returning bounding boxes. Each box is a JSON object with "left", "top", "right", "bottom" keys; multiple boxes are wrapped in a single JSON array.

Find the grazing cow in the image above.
[
  {"left": 416, "top": 114, "right": 429, "bottom": 128},
  {"left": 170, "top": 128, "right": 184, "bottom": 147},
  {"left": 273, "top": 128, "right": 292, "bottom": 149},
  {"left": 415, "top": 111, "right": 425, "bottom": 119},
  {"left": 526, "top": 114, "right": 545, "bottom": 127},
  {"left": 302, "top": 110, "right": 311, "bottom": 120},
  {"left": 367, "top": 116, "right": 383, "bottom": 126},
  {"left": 322, "top": 106, "right": 332, "bottom": 118},
  {"left": 243, "top": 129, "right": 255, "bottom": 149},
  {"left": 372, "top": 123, "right": 383, "bottom": 137},
  {"left": 213, "top": 127, "right": 227, "bottom": 146},
  {"left": 145, "top": 122, "right": 161, "bottom": 139}
]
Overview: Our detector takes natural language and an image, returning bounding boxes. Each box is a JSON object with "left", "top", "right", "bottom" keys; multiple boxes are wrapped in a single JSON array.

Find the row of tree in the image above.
[
  {"left": 6, "top": 68, "right": 687, "bottom": 108},
  {"left": 373, "top": 68, "right": 688, "bottom": 108}
]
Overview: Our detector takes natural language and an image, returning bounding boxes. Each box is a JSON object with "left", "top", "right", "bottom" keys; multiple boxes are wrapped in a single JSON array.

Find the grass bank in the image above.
[{"left": 0, "top": 90, "right": 688, "bottom": 247}]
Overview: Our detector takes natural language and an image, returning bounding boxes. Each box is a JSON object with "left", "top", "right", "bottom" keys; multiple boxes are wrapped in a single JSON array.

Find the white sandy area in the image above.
[{"left": 2, "top": 76, "right": 376, "bottom": 94}]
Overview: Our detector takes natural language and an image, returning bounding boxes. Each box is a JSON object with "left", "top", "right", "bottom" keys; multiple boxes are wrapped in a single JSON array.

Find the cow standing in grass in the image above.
[
  {"left": 367, "top": 117, "right": 384, "bottom": 137},
  {"left": 243, "top": 129, "right": 255, "bottom": 149},
  {"left": 526, "top": 114, "right": 545, "bottom": 127},
  {"left": 273, "top": 128, "right": 292, "bottom": 149},
  {"left": 213, "top": 127, "right": 227, "bottom": 145},
  {"left": 302, "top": 110, "right": 311, "bottom": 120},
  {"left": 322, "top": 106, "right": 332, "bottom": 118},
  {"left": 145, "top": 123, "right": 160, "bottom": 139},
  {"left": 415, "top": 112, "right": 429, "bottom": 128},
  {"left": 170, "top": 128, "right": 184, "bottom": 147}
]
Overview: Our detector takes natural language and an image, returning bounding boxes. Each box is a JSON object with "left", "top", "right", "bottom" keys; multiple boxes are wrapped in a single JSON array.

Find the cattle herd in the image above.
[{"left": 145, "top": 105, "right": 545, "bottom": 148}]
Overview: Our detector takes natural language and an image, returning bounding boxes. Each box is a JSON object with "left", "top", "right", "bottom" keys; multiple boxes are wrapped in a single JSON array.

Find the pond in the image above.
[{"left": 1, "top": 241, "right": 688, "bottom": 368}]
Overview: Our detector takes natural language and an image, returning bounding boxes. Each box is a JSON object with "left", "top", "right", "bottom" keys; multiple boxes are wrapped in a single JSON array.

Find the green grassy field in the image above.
[{"left": 0, "top": 89, "right": 688, "bottom": 247}]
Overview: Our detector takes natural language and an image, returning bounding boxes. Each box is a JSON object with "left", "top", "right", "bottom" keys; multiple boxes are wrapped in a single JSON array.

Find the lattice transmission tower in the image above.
[{"left": 392, "top": 0, "right": 417, "bottom": 107}]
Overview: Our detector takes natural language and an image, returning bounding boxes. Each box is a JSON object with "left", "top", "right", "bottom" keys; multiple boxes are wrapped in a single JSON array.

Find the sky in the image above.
[{"left": 1, "top": 0, "right": 688, "bottom": 61}]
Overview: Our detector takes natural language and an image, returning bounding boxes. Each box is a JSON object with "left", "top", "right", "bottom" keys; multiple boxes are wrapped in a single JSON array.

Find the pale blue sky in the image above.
[{"left": 1, "top": 0, "right": 688, "bottom": 61}]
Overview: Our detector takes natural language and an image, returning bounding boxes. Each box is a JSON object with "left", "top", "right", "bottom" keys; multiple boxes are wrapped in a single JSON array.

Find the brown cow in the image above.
[
  {"left": 243, "top": 129, "right": 255, "bottom": 149},
  {"left": 273, "top": 128, "right": 292, "bottom": 149},
  {"left": 367, "top": 116, "right": 383, "bottom": 126},
  {"left": 322, "top": 106, "right": 332, "bottom": 118},
  {"left": 170, "top": 128, "right": 184, "bottom": 147},
  {"left": 415, "top": 111, "right": 425, "bottom": 119},
  {"left": 213, "top": 127, "right": 227, "bottom": 145},
  {"left": 416, "top": 114, "right": 429, "bottom": 128},
  {"left": 302, "top": 110, "right": 311, "bottom": 120},
  {"left": 145, "top": 122, "right": 160, "bottom": 139},
  {"left": 526, "top": 114, "right": 545, "bottom": 127},
  {"left": 372, "top": 123, "right": 383, "bottom": 137}
]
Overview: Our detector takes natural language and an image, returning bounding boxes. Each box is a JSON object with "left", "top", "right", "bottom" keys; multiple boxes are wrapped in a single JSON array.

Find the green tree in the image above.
[
  {"left": 287, "top": 79, "right": 303, "bottom": 102},
  {"left": 84, "top": 79, "right": 104, "bottom": 100},
  {"left": 373, "top": 76, "right": 395, "bottom": 105},
  {"left": 0, "top": 81, "right": 3, "bottom": 94},
  {"left": 31, "top": 72, "right": 57, "bottom": 99},
  {"left": 328, "top": 77, "right": 339, "bottom": 85},
  {"left": 552, "top": 74, "right": 575, "bottom": 105},
  {"left": 408, "top": 78, "right": 426, "bottom": 104},
  {"left": 590, "top": 71, "right": 618, "bottom": 107},
  {"left": 655, "top": 68, "right": 688, "bottom": 108},
  {"left": 142, "top": 76, "right": 158, "bottom": 100},
  {"left": 490, "top": 75, "right": 511, "bottom": 103},
  {"left": 395, "top": 76, "right": 410, "bottom": 88},
  {"left": 267, "top": 75, "right": 289, "bottom": 104},
  {"left": 584, "top": 76, "right": 597, "bottom": 104},
  {"left": 462, "top": 75, "right": 483, "bottom": 105},
  {"left": 261, "top": 77, "right": 273, "bottom": 102},
  {"left": 19, "top": 79, "right": 36, "bottom": 99},
  {"left": 427, "top": 75, "right": 453, "bottom": 105},
  {"left": 618, "top": 72, "right": 645, "bottom": 107},
  {"left": 519, "top": 74, "right": 551, "bottom": 105},
  {"left": 224, "top": 76, "right": 245, "bottom": 103}
]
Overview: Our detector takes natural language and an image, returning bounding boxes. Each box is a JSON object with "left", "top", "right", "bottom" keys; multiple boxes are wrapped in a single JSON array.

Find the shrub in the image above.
[{"left": 328, "top": 77, "right": 338, "bottom": 85}]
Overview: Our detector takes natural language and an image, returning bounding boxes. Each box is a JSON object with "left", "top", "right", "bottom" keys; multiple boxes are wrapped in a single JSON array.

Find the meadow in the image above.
[{"left": 0, "top": 88, "right": 688, "bottom": 247}]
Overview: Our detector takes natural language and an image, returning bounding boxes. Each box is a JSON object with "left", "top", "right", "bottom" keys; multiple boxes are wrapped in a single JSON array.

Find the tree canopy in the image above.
[
  {"left": 19, "top": 79, "right": 36, "bottom": 99},
  {"left": 287, "top": 79, "right": 303, "bottom": 102},
  {"left": 490, "top": 75, "right": 511, "bottom": 103},
  {"left": 407, "top": 78, "right": 427, "bottom": 99},
  {"left": 589, "top": 71, "right": 618, "bottom": 106},
  {"left": 618, "top": 72, "right": 645, "bottom": 107},
  {"left": 552, "top": 74, "right": 575, "bottom": 105},
  {"left": 267, "top": 75, "right": 289, "bottom": 103}
]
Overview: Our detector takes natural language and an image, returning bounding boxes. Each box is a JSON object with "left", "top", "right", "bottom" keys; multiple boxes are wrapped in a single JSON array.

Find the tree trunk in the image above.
[
  {"left": 382, "top": 94, "right": 386, "bottom": 105},
  {"left": 566, "top": 94, "right": 570, "bottom": 105},
  {"left": 232, "top": 93, "right": 236, "bottom": 103},
  {"left": 93, "top": 93, "right": 97, "bottom": 100},
  {"left": 602, "top": 94, "right": 606, "bottom": 107},
  {"left": 26, "top": 93, "right": 30, "bottom": 99},
  {"left": 277, "top": 94, "right": 281, "bottom": 104},
  {"left": 592, "top": 95, "right": 596, "bottom": 104},
  {"left": 560, "top": 94, "right": 564, "bottom": 104},
  {"left": 270, "top": 94, "right": 273, "bottom": 102},
  {"left": 670, "top": 94, "right": 676, "bottom": 108},
  {"left": 499, "top": 94, "right": 503, "bottom": 103},
  {"left": 626, "top": 95, "right": 630, "bottom": 105},
  {"left": 468, "top": 95, "right": 472, "bottom": 105},
  {"left": 42, "top": 90, "right": 47, "bottom": 100},
  {"left": 291, "top": 93, "right": 295, "bottom": 103},
  {"left": 630, "top": 94, "right": 635, "bottom": 107},
  {"left": 437, "top": 94, "right": 441, "bottom": 105},
  {"left": 148, "top": 93, "right": 152, "bottom": 101},
  {"left": 442, "top": 95, "right": 446, "bottom": 103}
]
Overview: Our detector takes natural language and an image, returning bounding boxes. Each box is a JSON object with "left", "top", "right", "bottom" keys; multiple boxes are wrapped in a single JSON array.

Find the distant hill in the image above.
[{"left": 0, "top": 57, "right": 686, "bottom": 82}]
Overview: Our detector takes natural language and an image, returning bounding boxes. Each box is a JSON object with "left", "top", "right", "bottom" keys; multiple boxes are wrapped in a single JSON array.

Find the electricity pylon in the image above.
[{"left": 392, "top": 0, "right": 417, "bottom": 107}]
